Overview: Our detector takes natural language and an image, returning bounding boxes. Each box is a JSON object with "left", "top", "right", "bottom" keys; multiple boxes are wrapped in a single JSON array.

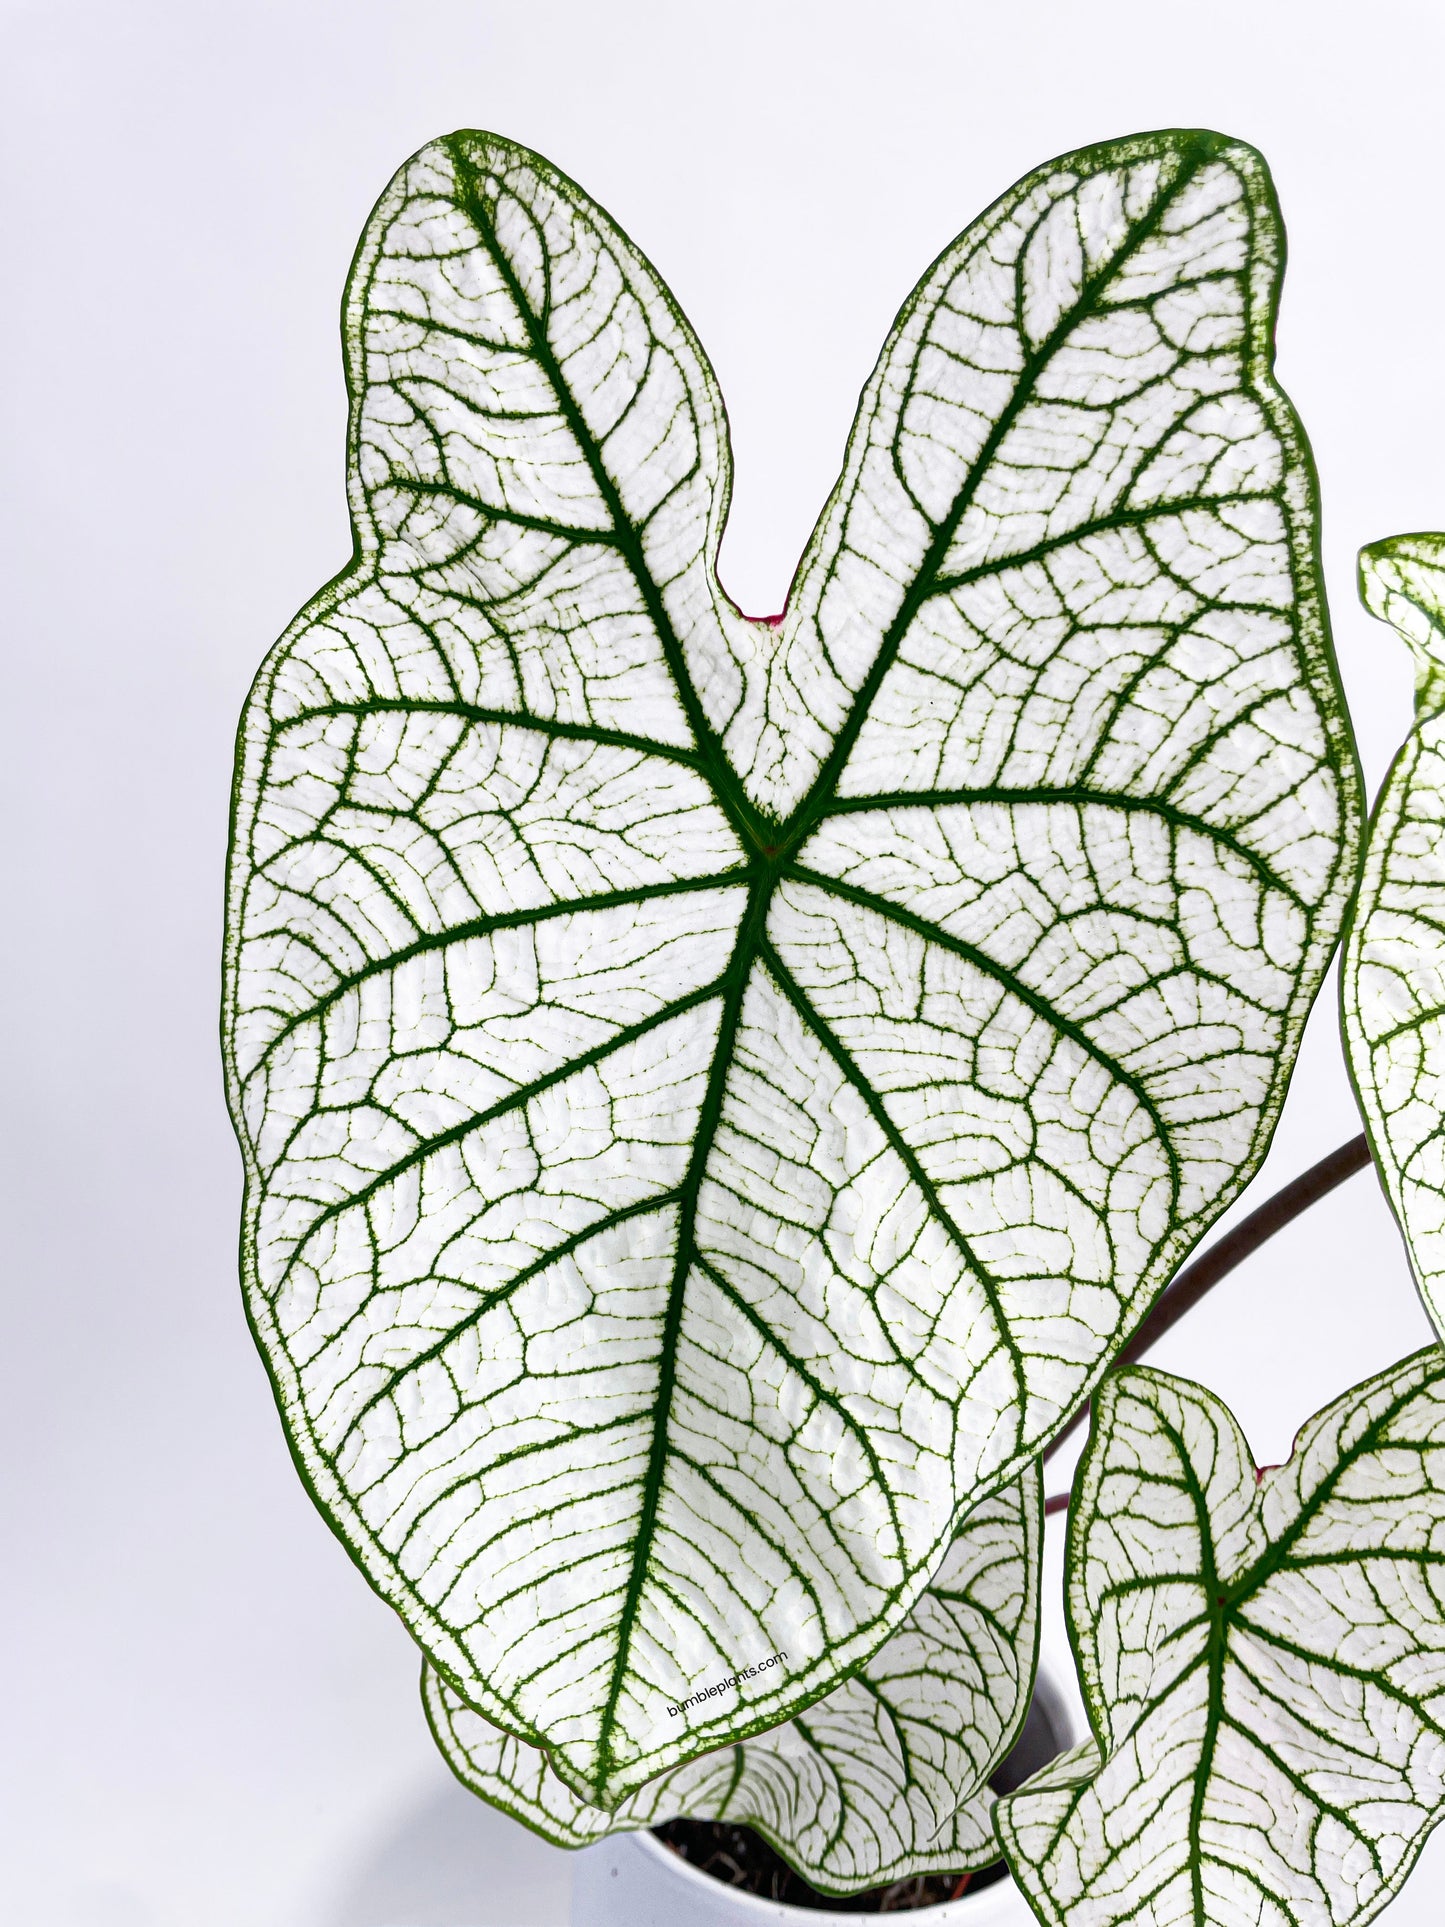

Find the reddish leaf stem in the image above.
[{"left": 1042, "top": 1134, "right": 1371, "bottom": 1515}]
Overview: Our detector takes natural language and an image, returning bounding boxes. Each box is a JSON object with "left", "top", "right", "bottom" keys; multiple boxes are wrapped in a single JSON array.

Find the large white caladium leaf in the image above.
[
  {"left": 1344, "top": 535, "right": 1445, "bottom": 1340},
  {"left": 222, "top": 126, "right": 1359, "bottom": 1804},
  {"left": 425, "top": 1472, "right": 1040, "bottom": 1892},
  {"left": 995, "top": 1355, "right": 1445, "bottom": 1927}
]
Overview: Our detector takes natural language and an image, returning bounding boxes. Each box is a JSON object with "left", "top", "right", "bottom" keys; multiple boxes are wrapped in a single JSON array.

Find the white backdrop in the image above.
[{"left": 5, "top": 1, "right": 1445, "bottom": 1921}]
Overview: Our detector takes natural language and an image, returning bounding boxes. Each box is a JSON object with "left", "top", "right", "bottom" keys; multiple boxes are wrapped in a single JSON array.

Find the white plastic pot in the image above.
[
  {"left": 570, "top": 1828, "right": 1036, "bottom": 1925},
  {"left": 570, "top": 1643, "right": 1079, "bottom": 1926}
]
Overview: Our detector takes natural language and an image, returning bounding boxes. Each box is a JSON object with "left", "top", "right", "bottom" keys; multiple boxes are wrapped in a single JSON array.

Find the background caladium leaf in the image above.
[
  {"left": 424, "top": 1472, "right": 1040, "bottom": 1892},
  {"left": 222, "top": 124, "right": 1359, "bottom": 1803},
  {"left": 995, "top": 1355, "right": 1445, "bottom": 1927},
  {"left": 1344, "top": 536, "right": 1445, "bottom": 1341}
]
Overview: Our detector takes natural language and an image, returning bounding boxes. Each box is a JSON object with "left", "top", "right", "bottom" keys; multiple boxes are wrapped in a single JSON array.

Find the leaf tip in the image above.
[{"left": 1359, "top": 533, "right": 1445, "bottom": 676}]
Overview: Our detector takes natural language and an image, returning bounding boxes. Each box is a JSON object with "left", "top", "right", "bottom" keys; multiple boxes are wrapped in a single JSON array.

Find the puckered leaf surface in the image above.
[
  {"left": 222, "top": 125, "right": 1358, "bottom": 1803},
  {"left": 1344, "top": 536, "right": 1445, "bottom": 1340},
  {"left": 425, "top": 1472, "right": 1039, "bottom": 1892},
  {"left": 995, "top": 1355, "right": 1445, "bottom": 1927}
]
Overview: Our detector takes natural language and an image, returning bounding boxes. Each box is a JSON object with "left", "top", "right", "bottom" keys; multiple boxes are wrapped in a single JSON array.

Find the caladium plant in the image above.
[{"left": 221, "top": 120, "right": 1445, "bottom": 1919}]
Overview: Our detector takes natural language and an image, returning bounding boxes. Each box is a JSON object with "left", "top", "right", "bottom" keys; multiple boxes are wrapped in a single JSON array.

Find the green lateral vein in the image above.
[
  {"left": 758, "top": 937, "right": 1028, "bottom": 1444},
  {"left": 1232, "top": 1619, "right": 1445, "bottom": 1739},
  {"left": 283, "top": 973, "right": 725, "bottom": 1272},
  {"left": 282, "top": 698, "right": 708, "bottom": 772},
  {"left": 786, "top": 863, "right": 1183, "bottom": 1215},
  {"left": 247, "top": 869, "right": 747, "bottom": 1076},
  {"left": 927, "top": 490, "right": 1280, "bottom": 601},
  {"left": 693, "top": 1250, "right": 905, "bottom": 1571},
  {"left": 378, "top": 472, "right": 625, "bottom": 549},
  {"left": 816, "top": 789, "right": 1308, "bottom": 912},
  {"left": 334, "top": 1188, "right": 685, "bottom": 1453}
]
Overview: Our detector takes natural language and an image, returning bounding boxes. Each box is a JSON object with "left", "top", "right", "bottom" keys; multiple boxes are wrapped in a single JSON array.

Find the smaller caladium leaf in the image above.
[
  {"left": 994, "top": 1353, "right": 1445, "bottom": 1927},
  {"left": 425, "top": 1472, "right": 1040, "bottom": 1894},
  {"left": 1344, "top": 535, "right": 1445, "bottom": 1340}
]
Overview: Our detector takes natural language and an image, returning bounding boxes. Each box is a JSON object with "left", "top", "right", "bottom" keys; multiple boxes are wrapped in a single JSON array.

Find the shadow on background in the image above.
[{"left": 323, "top": 1781, "right": 573, "bottom": 1927}]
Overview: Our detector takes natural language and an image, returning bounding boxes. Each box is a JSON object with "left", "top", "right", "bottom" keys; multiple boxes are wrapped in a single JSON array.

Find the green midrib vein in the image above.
[{"left": 593, "top": 877, "right": 771, "bottom": 1782}]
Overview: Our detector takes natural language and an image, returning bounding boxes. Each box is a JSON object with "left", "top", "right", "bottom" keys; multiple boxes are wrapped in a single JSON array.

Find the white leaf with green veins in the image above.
[
  {"left": 425, "top": 1472, "right": 1040, "bottom": 1892},
  {"left": 1344, "top": 535, "right": 1445, "bottom": 1341},
  {"left": 222, "top": 125, "right": 1359, "bottom": 1805},
  {"left": 995, "top": 1354, "right": 1445, "bottom": 1927}
]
